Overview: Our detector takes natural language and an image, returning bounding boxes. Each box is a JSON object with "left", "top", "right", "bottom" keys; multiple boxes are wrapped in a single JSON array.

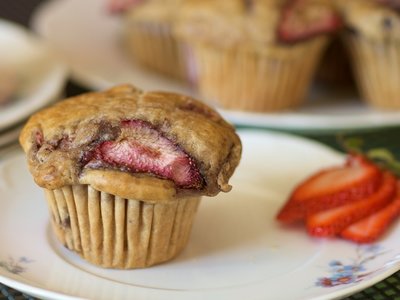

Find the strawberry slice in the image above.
[
  {"left": 341, "top": 184, "right": 400, "bottom": 243},
  {"left": 83, "top": 120, "right": 204, "bottom": 189},
  {"left": 278, "top": 0, "right": 342, "bottom": 43},
  {"left": 277, "top": 154, "right": 382, "bottom": 223},
  {"left": 306, "top": 172, "right": 396, "bottom": 237}
]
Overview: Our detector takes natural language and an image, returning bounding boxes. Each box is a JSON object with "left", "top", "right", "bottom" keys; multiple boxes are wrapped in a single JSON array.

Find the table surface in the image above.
[{"left": 2, "top": 0, "right": 400, "bottom": 299}]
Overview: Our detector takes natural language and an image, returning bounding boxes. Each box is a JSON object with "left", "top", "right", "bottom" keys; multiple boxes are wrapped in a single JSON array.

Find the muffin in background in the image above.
[
  {"left": 19, "top": 84, "right": 242, "bottom": 269},
  {"left": 123, "top": 0, "right": 189, "bottom": 80},
  {"left": 175, "top": 0, "right": 342, "bottom": 112},
  {"left": 338, "top": 0, "right": 400, "bottom": 109}
]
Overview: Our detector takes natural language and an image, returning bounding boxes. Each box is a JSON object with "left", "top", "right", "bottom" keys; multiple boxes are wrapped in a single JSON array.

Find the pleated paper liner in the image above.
[
  {"left": 45, "top": 185, "right": 200, "bottom": 269},
  {"left": 124, "top": 21, "right": 188, "bottom": 81},
  {"left": 345, "top": 33, "right": 400, "bottom": 109},
  {"left": 189, "top": 37, "right": 328, "bottom": 112}
]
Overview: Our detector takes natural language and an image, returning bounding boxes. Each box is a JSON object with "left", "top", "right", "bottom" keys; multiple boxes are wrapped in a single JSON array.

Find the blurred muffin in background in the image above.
[
  {"left": 175, "top": 0, "right": 342, "bottom": 112},
  {"left": 123, "top": 0, "right": 189, "bottom": 81},
  {"left": 338, "top": 0, "right": 400, "bottom": 109}
]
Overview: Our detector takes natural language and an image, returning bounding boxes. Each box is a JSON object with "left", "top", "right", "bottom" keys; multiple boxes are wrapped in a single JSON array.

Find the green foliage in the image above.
[{"left": 340, "top": 137, "right": 400, "bottom": 177}]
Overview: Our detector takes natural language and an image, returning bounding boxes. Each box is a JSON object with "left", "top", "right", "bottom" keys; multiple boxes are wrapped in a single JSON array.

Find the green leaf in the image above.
[
  {"left": 339, "top": 137, "right": 364, "bottom": 154},
  {"left": 339, "top": 138, "right": 400, "bottom": 177},
  {"left": 367, "top": 148, "right": 400, "bottom": 177}
]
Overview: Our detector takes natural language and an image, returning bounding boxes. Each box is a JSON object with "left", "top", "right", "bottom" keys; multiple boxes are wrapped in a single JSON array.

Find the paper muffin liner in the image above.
[
  {"left": 44, "top": 185, "right": 200, "bottom": 269},
  {"left": 344, "top": 34, "right": 400, "bottom": 109},
  {"left": 188, "top": 37, "right": 328, "bottom": 112},
  {"left": 124, "top": 21, "right": 187, "bottom": 80}
]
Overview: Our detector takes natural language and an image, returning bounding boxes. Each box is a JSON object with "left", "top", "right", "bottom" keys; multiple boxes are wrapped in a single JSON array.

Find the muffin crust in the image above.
[{"left": 20, "top": 84, "right": 242, "bottom": 202}]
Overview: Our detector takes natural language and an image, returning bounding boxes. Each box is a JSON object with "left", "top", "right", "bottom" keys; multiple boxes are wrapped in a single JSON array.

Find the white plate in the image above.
[
  {"left": 1, "top": 130, "right": 400, "bottom": 300},
  {"left": 0, "top": 19, "right": 67, "bottom": 131},
  {"left": 31, "top": 0, "right": 400, "bottom": 131},
  {"left": 0, "top": 123, "right": 23, "bottom": 149}
]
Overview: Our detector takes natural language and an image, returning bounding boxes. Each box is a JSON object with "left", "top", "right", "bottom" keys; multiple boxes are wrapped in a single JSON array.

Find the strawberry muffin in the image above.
[
  {"left": 338, "top": 0, "right": 400, "bottom": 108},
  {"left": 175, "top": 0, "right": 342, "bottom": 112},
  {"left": 19, "top": 84, "right": 242, "bottom": 269}
]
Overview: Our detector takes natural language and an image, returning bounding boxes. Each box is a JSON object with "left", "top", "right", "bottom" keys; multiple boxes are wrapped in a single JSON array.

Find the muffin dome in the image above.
[{"left": 19, "top": 84, "right": 242, "bottom": 202}]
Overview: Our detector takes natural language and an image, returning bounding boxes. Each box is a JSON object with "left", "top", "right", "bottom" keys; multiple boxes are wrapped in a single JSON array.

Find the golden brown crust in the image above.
[
  {"left": 79, "top": 169, "right": 177, "bottom": 202},
  {"left": 175, "top": 0, "right": 337, "bottom": 49},
  {"left": 19, "top": 84, "right": 242, "bottom": 201}
]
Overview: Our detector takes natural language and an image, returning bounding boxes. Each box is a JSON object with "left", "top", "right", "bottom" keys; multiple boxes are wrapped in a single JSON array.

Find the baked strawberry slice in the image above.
[
  {"left": 278, "top": 0, "right": 342, "bottom": 43},
  {"left": 306, "top": 172, "right": 396, "bottom": 237},
  {"left": 341, "top": 184, "right": 400, "bottom": 243},
  {"left": 277, "top": 154, "right": 382, "bottom": 223},
  {"left": 83, "top": 119, "right": 204, "bottom": 189}
]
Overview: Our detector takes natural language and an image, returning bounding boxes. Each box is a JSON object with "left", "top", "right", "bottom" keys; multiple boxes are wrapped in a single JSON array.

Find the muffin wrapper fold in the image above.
[
  {"left": 188, "top": 37, "right": 328, "bottom": 112},
  {"left": 45, "top": 185, "right": 200, "bottom": 269},
  {"left": 124, "top": 21, "right": 187, "bottom": 80},
  {"left": 345, "top": 34, "right": 400, "bottom": 109}
]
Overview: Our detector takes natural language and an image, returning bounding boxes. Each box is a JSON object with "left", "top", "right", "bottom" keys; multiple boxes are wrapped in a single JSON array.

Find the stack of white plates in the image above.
[{"left": 0, "top": 19, "right": 67, "bottom": 149}]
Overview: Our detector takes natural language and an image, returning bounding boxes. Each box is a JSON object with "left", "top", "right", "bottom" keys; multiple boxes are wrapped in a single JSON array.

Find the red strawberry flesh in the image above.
[
  {"left": 341, "top": 184, "right": 400, "bottom": 243},
  {"left": 277, "top": 154, "right": 382, "bottom": 223},
  {"left": 306, "top": 172, "right": 396, "bottom": 237},
  {"left": 35, "top": 131, "right": 44, "bottom": 147},
  {"left": 83, "top": 120, "right": 203, "bottom": 189},
  {"left": 278, "top": 0, "right": 342, "bottom": 43}
]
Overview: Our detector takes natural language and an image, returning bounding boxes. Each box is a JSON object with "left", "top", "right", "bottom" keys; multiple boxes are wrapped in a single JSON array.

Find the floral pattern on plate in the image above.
[
  {"left": 0, "top": 256, "right": 33, "bottom": 275},
  {"left": 316, "top": 245, "right": 388, "bottom": 287}
]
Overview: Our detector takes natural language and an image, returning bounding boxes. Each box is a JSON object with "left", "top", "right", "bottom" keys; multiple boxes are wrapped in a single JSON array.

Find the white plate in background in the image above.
[
  {"left": 1, "top": 130, "right": 400, "bottom": 300},
  {"left": 0, "top": 19, "right": 67, "bottom": 131},
  {"left": 31, "top": 0, "right": 400, "bottom": 131},
  {"left": 0, "top": 123, "right": 23, "bottom": 149}
]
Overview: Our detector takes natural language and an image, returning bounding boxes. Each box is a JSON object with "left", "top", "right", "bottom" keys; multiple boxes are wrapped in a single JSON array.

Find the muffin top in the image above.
[
  {"left": 19, "top": 84, "right": 242, "bottom": 202},
  {"left": 336, "top": 0, "right": 400, "bottom": 41},
  {"left": 175, "top": 0, "right": 342, "bottom": 48}
]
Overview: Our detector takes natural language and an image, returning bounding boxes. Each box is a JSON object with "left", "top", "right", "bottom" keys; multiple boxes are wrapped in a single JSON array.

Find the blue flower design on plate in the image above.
[
  {"left": 316, "top": 245, "right": 387, "bottom": 287},
  {"left": 0, "top": 256, "right": 33, "bottom": 275}
]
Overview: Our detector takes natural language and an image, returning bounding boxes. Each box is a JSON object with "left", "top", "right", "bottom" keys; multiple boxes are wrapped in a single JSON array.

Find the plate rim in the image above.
[{"left": 0, "top": 18, "right": 68, "bottom": 131}]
